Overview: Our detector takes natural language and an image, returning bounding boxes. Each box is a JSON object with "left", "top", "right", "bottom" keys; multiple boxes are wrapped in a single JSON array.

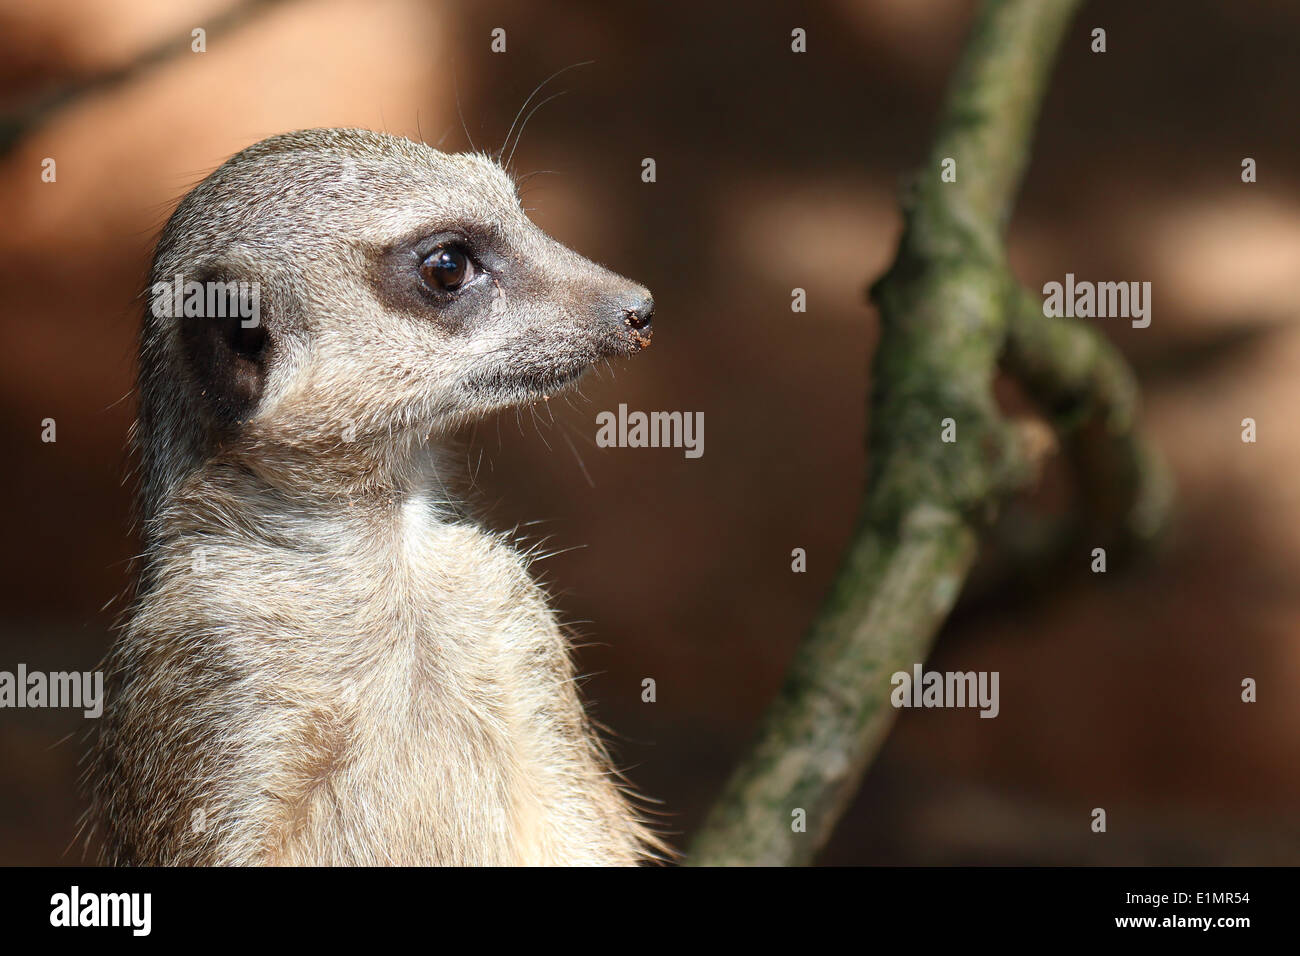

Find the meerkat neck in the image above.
[{"left": 143, "top": 433, "right": 463, "bottom": 549}]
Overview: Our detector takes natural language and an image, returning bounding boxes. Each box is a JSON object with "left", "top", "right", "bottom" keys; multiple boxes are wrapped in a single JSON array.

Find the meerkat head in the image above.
[{"left": 137, "top": 127, "right": 652, "bottom": 509}]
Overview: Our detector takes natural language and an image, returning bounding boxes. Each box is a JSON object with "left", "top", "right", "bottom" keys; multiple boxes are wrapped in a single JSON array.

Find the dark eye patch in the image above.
[{"left": 362, "top": 222, "right": 506, "bottom": 328}]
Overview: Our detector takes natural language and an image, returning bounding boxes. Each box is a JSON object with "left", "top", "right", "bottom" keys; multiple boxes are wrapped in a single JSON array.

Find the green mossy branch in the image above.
[{"left": 689, "top": 0, "right": 1167, "bottom": 866}]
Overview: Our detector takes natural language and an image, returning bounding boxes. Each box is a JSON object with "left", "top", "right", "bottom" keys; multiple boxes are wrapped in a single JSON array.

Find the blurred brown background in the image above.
[{"left": 0, "top": 0, "right": 1297, "bottom": 865}]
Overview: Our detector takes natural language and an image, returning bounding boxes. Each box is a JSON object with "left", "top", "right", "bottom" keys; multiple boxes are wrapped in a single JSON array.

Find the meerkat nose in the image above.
[
  {"left": 597, "top": 285, "right": 654, "bottom": 353},
  {"left": 620, "top": 293, "right": 654, "bottom": 350},
  {"left": 622, "top": 293, "right": 654, "bottom": 329}
]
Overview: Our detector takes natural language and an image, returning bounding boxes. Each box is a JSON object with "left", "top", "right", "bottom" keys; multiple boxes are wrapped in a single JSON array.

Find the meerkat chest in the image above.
[
  {"left": 158, "top": 496, "right": 588, "bottom": 863},
  {"left": 324, "top": 500, "right": 563, "bottom": 712},
  {"left": 299, "top": 506, "right": 581, "bottom": 863}
]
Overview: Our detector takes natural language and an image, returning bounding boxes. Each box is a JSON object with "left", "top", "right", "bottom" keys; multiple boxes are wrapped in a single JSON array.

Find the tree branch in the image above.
[
  {"left": 688, "top": 0, "right": 1112, "bottom": 866},
  {"left": 1004, "top": 286, "right": 1174, "bottom": 546}
]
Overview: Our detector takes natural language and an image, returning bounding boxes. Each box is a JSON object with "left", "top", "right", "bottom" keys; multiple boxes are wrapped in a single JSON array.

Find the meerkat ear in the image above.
[{"left": 176, "top": 270, "right": 271, "bottom": 429}]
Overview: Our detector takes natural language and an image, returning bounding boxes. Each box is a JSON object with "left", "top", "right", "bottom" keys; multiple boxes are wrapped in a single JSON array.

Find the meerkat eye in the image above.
[{"left": 419, "top": 244, "right": 476, "bottom": 293}]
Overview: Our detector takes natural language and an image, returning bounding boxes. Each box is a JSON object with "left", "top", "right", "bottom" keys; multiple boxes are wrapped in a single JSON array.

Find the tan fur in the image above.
[{"left": 88, "top": 128, "right": 659, "bottom": 865}]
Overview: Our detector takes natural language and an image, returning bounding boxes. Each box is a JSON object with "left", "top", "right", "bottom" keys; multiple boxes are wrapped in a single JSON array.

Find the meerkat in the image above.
[{"left": 87, "top": 127, "right": 659, "bottom": 866}]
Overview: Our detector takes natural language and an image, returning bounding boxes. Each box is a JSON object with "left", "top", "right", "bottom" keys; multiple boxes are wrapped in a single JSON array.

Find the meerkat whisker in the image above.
[{"left": 498, "top": 60, "right": 593, "bottom": 168}]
